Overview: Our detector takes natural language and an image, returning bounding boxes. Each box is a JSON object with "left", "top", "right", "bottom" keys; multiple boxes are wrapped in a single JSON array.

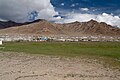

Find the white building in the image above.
[{"left": 0, "top": 40, "right": 2, "bottom": 45}]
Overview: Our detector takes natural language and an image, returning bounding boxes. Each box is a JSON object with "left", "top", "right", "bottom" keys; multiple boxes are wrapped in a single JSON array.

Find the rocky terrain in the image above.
[
  {"left": 0, "top": 52, "right": 120, "bottom": 80},
  {"left": 0, "top": 19, "right": 120, "bottom": 36}
]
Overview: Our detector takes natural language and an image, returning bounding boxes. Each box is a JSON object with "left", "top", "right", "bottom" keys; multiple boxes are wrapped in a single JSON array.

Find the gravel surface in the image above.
[{"left": 0, "top": 52, "right": 120, "bottom": 80}]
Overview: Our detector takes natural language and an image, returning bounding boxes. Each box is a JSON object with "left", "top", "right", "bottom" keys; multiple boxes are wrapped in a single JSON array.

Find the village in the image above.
[{"left": 0, "top": 34, "right": 120, "bottom": 42}]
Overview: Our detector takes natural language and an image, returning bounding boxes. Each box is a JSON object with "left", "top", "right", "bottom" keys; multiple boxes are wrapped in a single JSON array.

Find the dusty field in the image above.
[{"left": 0, "top": 52, "right": 120, "bottom": 80}]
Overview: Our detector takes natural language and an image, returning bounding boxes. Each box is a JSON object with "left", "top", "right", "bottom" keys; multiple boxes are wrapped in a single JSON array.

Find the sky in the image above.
[{"left": 0, "top": 0, "right": 120, "bottom": 27}]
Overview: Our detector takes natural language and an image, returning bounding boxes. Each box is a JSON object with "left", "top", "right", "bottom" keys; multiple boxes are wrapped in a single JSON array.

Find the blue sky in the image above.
[
  {"left": 51, "top": 0, "right": 120, "bottom": 15},
  {"left": 0, "top": 0, "right": 120, "bottom": 27}
]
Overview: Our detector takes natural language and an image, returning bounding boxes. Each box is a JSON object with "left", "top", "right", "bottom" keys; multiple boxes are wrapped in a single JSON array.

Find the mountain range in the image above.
[{"left": 0, "top": 19, "right": 120, "bottom": 36}]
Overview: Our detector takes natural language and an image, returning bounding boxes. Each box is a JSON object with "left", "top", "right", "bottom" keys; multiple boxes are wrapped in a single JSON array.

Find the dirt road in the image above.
[{"left": 0, "top": 52, "right": 120, "bottom": 80}]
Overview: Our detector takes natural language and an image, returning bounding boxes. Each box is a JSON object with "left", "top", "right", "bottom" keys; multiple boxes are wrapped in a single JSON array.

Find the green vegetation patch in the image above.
[
  {"left": 0, "top": 42, "right": 120, "bottom": 69},
  {"left": 0, "top": 42, "right": 120, "bottom": 58}
]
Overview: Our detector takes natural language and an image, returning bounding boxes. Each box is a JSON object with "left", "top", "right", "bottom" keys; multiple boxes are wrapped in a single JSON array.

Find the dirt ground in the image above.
[{"left": 0, "top": 52, "right": 120, "bottom": 80}]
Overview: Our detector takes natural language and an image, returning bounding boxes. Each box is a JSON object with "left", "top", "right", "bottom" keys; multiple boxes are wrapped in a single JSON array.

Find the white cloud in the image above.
[
  {"left": 80, "top": 8, "right": 89, "bottom": 11},
  {"left": 56, "top": 12, "right": 120, "bottom": 27},
  {"left": 96, "top": 13, "right": 120, "bottom": 27},
  {"left": 51, "top": 16, "right": 63, "bottom": 23},
  {"left": 70, "top": 3, "right": 79, "bottom": 7},
  {"left": 0, "top": 0, "right": 58, "bottom": 22},
  {"left": 71, "top": 4, "right": 76, "bottom": 7},
  {"left": 61, "top": 3, "right": 65, "bottom": 6}
]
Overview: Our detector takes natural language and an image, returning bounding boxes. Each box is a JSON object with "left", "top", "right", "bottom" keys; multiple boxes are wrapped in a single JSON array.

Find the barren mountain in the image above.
[
  {"left": 58, "top": 20, "right": 120, "bottom": 36},
  {"left": 0, "top": 19, "right": 120, "bottom": 36}
]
